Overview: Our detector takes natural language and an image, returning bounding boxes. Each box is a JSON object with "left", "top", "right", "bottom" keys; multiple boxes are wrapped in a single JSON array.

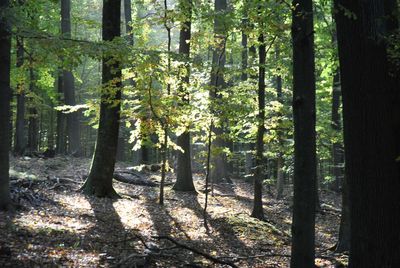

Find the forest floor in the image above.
[{"left": 0, "top": 156, "right": 348, "bottom": 268}]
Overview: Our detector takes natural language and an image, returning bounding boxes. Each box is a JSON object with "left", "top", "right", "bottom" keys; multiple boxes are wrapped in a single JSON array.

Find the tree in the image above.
[
  {"left": 251, "top": 32, "right": 266, "bottom": 220},
  {"left": 334, "top": 0, "right": 400, "bottom": 266},
  {"left": 14, "top": 37, "right": 26, "bottom": 155},
  {"left": 173, "top": 0, "right": 196, "bottom": 192},
  {"left": 290, "top": 0, "right": 317, "bottom": 266},
  {"left": 209, "top": 0, "right": 229, "bottom": 184},
  {"left": 61, "top": 0, "right": 80, "bottom": 155},
  {"left": 0, "top": 0, "right": 12, "bottom": 210},
  {"left": 81, "top": 0, "right": 121, "bottom": 197}
]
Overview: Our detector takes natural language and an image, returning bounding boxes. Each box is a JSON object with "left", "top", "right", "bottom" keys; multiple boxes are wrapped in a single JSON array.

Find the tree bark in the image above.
[
  {"left": 334, "top": 0, "right": 400, "bottom": 266},
  {"left": 290, "top": 0, "right": 317, "bottom": 266},
  {"left": 27, "top": 67, "right": 39, "bottom": 152},
  {"left": 209, "top": 0, "right": 228, "bottom": 184},
  {"left": 82, "top": 0, "right": 122, "bottom": 198},
  {"left": 0, "top": 0, "right": 12, "bottom": 210},
  {"left": 335, "top": 175, "right": 350, "bottom": 252},
  {"left": 275, "top": 47, "right": 284, "bottom": 200},
  {"left": 251, "top": 33, "right": 266, "bottom": 220},
  {"left": 331, "top": 69, "right": 341, "bottom": 192},
  {"left": 56, "top": 71, "right": 67, "bottom": 154},
  {"left": 14, "top": 37, "right": 26, "bottom": 155},
  {"left": 173, "top": 0, "right": 195, "bottom": 192},
  {"left": 61, "top": 0, "right": 80, "bottom": 155}
]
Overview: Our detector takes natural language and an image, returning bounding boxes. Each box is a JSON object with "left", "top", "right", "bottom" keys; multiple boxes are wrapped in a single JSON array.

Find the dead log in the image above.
[
  {"left": 153, "top": 235, "right": 239, "bottom": 268},
  {"left": 113, "top": 173, "right": 158, "bottom": 187}
]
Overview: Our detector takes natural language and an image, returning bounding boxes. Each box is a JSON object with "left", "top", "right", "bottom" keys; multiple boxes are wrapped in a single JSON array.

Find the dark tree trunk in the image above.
[
  {"left": 56, "top": 72, "right": 67, "bottom": 154},
  {"left": 275, "top": 47, "right": 284, "bottom": 200},
  {"left": 61, "top": 0, "right": 80, "bottom": 155},
  {"left": 290, "top": 0, "right": 317, "bottom": 266},
  {"left": 334, "top": 0, "right": 400, "bottom": 266},
  {"left": 27, "top": 67, "right": 39, "bottom": 152},
  {"left": 331, "top": 69, "right": 342, "bottom": 192},
  {"left": 14, "top": 37, "right": 26, "bottom": 155},
  {"left": 47, "top": 107, "right": 55, "bottom": 149},
  {"left": 81, "top": 0, "right": 122, "bottom": 198},
  {"left": 335, "top": 175, "right": 350, "bottom": 253},
  {"left": 251, "top": 33, "right": 266, "bottom": 220},
  {"left": 241, "top": 1, "right": 248, "bottom": 81},
  {"left": 209, "top": 0, "right": 228, "bottom": 184},
  {"left": 173, "top": 0, "right": 195, "bottom": 192},
  {"left": 0, "top": 0, "right": 12, "bottom": 210},
  {"left": 124, "top": 0, "right": 133, "bottom": 45}
]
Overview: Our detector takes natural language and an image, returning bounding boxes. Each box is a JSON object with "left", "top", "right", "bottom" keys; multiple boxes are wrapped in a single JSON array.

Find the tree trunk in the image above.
[
  {"left": 82, "top": 0, "right": 121, "bottom": 198},
  {"left": 331, "top": 69, "right": 341, "bottom": 192},
  {"left": 0, "top": 0, "right": 12, "bottom": 210},
  {"left": 276, "top": 155, "right": 284, "bottom": 199},
  {"left": 275, "top": 47, "right": 284, "bottom": 200},
  {"left": 209, "top": 0, "right": 228, "bottom": 184},
  {"left": 335, "top": 175, "right": 350, "bottom": 252},
  {"left": 334, "top": 0, "right": 400, "bottom": 266},
  {"left": 174, "top": 0, "right": 195, "bottom": 192},
  {"left": 290, "top": 0, "right": 317, "bottom": 266},
  {"left": 14, "top": 37, "right": 26, "bottom": 155},
  {"left": 27, "top": 67, "right": 39, "bottom": 152},
  {"left": 251, "top": 33, "right": 266, "bottom": 220},
  {"left": 61, "top": 0, "right": 80, "bottom": 155},
  {"left": 56, "top": 71, "right": 67, "bottom": 154}
]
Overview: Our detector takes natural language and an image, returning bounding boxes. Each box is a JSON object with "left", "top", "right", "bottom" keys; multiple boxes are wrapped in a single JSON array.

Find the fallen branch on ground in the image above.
[{"left": 153, "top": 235, "right": 239, "bottom": 268}]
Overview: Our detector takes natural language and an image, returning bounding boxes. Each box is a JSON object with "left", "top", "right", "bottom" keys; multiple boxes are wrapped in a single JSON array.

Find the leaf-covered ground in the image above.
[{"left": 0, "top": 156, "right": 348, "bottom": 267}]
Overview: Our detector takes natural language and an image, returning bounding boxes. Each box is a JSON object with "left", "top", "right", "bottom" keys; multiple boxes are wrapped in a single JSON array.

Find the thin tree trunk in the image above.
[
  {"left": 14, "top": 37, "right": 26, "bottom": 155},
  {"left": 275, "top": 47, "right": 284, "bottom": 200},
  {"left": 0, "top": 0, "right": 12, "bottom": 210},
  {"left": 28, "top": 67, "right": 39, "bottom": 152},
  {"left": 290, "top": 0, "right": 317, "bottom": 266},
  {"left": 331, "top": 68, "right": 341, "bottom": 192},
  {"left": 251, "top": 33, "right": 266, "bottom": 220},
  {"left": 82, "top": 0, "right": 121, "bottom": 198},
  {"left": 56, "top": 71, "right": 67, "bottom": 154}
]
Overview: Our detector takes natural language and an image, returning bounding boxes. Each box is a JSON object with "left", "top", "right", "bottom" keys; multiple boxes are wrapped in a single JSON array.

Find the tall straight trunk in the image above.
[
  {"left": 275, "top": 47, "right": 284, "bottom": 199},
  {"left": 331, "top": 69, "right": 341, "bottom": 192},
  {"left": 173, "top": 0, "right": 195, "bottom": 192},
  {"left": 241, "top": 9, "right": 248, "bottom": 81},
  {"left": 27, "top": 67, "right": 39, "bottom": 152},
  {"left": 82, "top": 0, "right": 121, "bottom": 198},
  {"left": 56, "top": 72, "right": 67, "bottom": 154},
  {"left": 209, "top": 0, "right": 228, "bottom": 183},
  {"left": 14, "top": 37, "right": 26, "bottom": 155},
  {"left": 290, "top": 0, "right": 317, "bottom": 266},
  {"left": 61, "top": 0, "right": 80, "bottom": 155},
  {"left": 124, "top": 0, "right": 133, "bottom": 45},
  {"left": 334, "top": 0, "right": 400, "bottom": 266},
  {"left": 0, "top": 0, "right": 12, "bottom": 210},
  {"left": 47, "top": 107, "right": 55, "bottom": 149},
  {"left": 251, "top": 33, "right": 266, "bottom": 220},
  {"left": 335, "top": 175, "right": 350, "bottom": 252}
]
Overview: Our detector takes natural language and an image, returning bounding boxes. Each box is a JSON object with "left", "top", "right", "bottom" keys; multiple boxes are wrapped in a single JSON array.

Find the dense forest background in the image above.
[{"left": 0, "top": 0, "right": 399, "bottom": 267}]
